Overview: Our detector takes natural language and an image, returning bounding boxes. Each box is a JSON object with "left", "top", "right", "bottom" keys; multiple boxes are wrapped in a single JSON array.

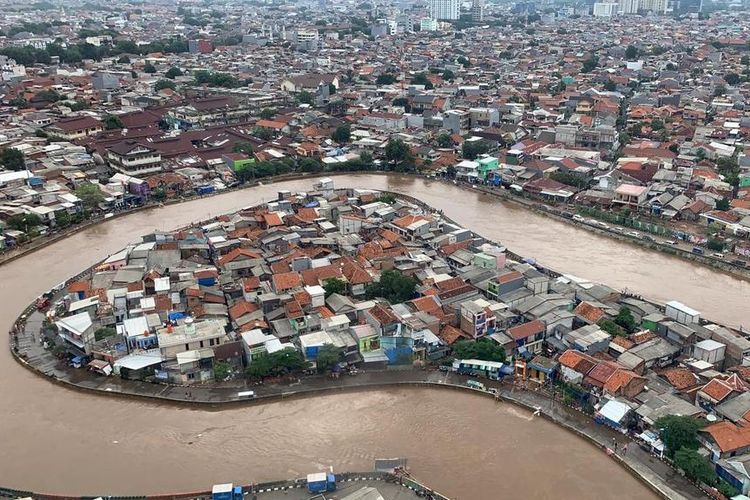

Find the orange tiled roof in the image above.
[{"left": 701, "top": 421, "right": 750, "bottom": 453}]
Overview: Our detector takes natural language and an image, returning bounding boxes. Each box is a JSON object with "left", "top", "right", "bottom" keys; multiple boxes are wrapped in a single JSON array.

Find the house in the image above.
[
  {"left": 558, "top": 349, "right": 597, "bottom": 384},
  {"left": 48, "top": 115, "right": 103, "bottom": 141},
  {"left": 613, "top": 184, "right": 649, "bottom": 207},
  {"left": 700, "top": 421, "right": 750, "bottom": 461},
  {"left": 716, "top": 455, "right": 750, "bottom": 495},
  {"left": 156, "top": 318, "right": 227, "bottom": 361},
  {"left": 507, "top": 319, "right": 546, "bottom": 355},
  {"left": 107, "top": 141, "right": 162, "bottom": 176},
  {"left": 56, "top": 311, "right": 95, "bottom": 355}
]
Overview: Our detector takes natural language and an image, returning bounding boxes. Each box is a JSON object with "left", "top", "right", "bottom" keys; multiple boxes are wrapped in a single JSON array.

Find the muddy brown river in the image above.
[{"left": 1, "top": 174, "right": 743, "bottom": 498}]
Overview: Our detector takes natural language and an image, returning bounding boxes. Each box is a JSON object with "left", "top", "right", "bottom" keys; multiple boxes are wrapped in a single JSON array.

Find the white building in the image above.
[
  {"left": 420, "top": 18, "right": 438, "bottom": 31},
  {"left": 593, "top": 2, "right": 619, "bottom": 16},
  {"left": 429, "top": 0, "right": 460, "bottom": 20}
]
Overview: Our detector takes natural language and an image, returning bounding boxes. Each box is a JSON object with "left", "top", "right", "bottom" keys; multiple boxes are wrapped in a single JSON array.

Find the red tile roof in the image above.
[{"left": 508, "top": 320, "right": 545, "bottom": 341}]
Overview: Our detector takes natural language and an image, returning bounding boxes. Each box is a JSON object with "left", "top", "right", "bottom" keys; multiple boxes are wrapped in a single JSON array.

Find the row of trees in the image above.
[
  {"left": 245, "top": 345, "right": 343, "bottom": 379},
  {"left": 193, "top": 70, "right": 244, "bottom": 88},
  {"left": 656, "top": 416, "right": 738, "bottom": 498},
  {"left": 0, "top": 38, "right": 189, "bottom": 66}
]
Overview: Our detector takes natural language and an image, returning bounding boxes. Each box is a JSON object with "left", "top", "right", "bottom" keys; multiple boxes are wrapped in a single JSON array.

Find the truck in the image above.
[{"left": 307, "top": 472, "right": 336, "bottom": 493}]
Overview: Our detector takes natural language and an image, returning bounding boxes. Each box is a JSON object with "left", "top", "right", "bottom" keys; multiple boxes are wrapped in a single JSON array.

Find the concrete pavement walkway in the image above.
[{"left": 11, "top": 315, "right": 706, "bottom": 500}]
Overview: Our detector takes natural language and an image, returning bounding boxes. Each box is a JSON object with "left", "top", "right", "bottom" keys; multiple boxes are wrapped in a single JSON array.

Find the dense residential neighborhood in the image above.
[
  {"left": 28, "top": 180, "right": 750, "bottom": 498},
  {"left": 4, "top": 0, "right": 750, "bottom": 498},
  {"left": 0, "top": 8, "right": 750, "bottom": 267}
]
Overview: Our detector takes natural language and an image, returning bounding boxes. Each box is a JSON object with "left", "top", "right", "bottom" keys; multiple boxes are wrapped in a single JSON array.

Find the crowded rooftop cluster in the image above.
[
  {"left": 0, "top": 8, "right": 750, "bottom": 257},
  {"left": 38, "top": 179, "right": 750, "bottom": 496}
]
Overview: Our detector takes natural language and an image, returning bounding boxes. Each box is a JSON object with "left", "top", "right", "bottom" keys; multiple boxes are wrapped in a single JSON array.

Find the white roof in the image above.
[
  {"left": 122, "top": 316, "right": 150, "bottom": 338},
  {"left": 68, "top": 296, "right": 99, "bottom": 313},
  {"left": 305, "top": 285, "right": 325, "bottom": 296},
  {"left": 598, "top": 399, "right": 631, "bottom": 423},
  {"left": 459, "top": 358, "right": 504, "bottom": 369},
  {"left": 300, "top": 330, "right": 333, "bottom": 348},
  {"left": 57, "top": 311, "right": 92, "bottom": 335},
  {"left": 695, "top": 339, "right": 725, "bottom": 351},
  {"left": 154, "top": 277, "right": 170, "bottom": 292},
  {"left": 212, "top": 484, "right": 233, "bottom": 494},
  {"left": 666, "top": 301, "right": 700, "bottom": 317},
  {"left": 114, "top": 352, "right": 163, "bottom": 371},
  {"left": 241, "top": 328, "right": 276, "bottom": 347},
  {"left": 307, "top": 473, "right": 327, "bottom": 483}
]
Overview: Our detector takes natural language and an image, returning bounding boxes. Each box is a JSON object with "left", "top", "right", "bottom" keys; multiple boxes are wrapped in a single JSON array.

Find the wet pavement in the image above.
[{"left": 12, "top": 313, "right": 704, "bottom": 500}]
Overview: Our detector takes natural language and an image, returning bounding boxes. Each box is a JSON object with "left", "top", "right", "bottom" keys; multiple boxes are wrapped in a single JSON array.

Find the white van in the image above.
[{"left": 237, "top": 391, "right": 256, "bottom": 399}]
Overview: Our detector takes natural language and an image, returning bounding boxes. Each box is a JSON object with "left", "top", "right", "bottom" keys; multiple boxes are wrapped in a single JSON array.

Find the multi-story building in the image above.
[
  {"left": 107, "top": 140, "right": 162, "bottom": 176},
  {"left": 471, "top": 0, "right": 485, "bottom": 22},
  {"left": 430, "top": 0, "right": 460, "bottom": 20},
  {"left": 167, "top": 96, "right": 254, "bottom": 129},
  {"left": 593, "top": 2, "right": 618, "bottom": 16},
  {"left": 48, "top": 116, "right": 103, "bottom": 141}
]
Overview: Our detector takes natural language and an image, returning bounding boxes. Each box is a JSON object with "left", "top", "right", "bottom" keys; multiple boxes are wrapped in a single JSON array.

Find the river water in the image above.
[{"left": 1, "top": 174, "right": 742, "bottom": 497}]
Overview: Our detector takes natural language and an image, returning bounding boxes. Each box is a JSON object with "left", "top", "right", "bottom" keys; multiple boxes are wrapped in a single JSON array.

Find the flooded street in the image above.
[{"left": 0, "top": 174, "right": 741, "bottom": 497}]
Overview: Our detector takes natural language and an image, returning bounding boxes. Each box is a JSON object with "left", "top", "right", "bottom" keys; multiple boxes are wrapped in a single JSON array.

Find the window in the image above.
[
  {"left": 185, "top": 343, "right": 190, "bottom": 351},
  {"left": 200, "top": 341, "right": 204, "bottom": 348}
]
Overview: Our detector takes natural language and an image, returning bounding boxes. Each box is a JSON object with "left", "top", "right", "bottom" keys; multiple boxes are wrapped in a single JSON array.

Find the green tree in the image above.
[
  {"left": 365, "top": 269, "right": 416, "bottom": 303},
  {"left": 581, "top": 56, "right": 599, "bottom": 73},
  {"left": 74, "top": 182, "right": 104, "bottom": 210},
  {"left": 392, "top": 97, "right": 409, "bottom": 107},
  {"left": 232, "top": 141, "right": 254, "bottom": 154},
  {"left": 7, "top": 213, "right": 42, "bottom": 232},
  {"left": 316, "top": 344, "right": 343, "bottom": 373},
  {"left": 714, "top": 84, "right": 727, "bottom": 97},
  {"left": 716, "top": 197, "right": 730, "bottom": 211},
  {"left": 549, "top": 172, "right": 589, "bottom": 189},
  {"left": 246, "top": 348, "right": 308, "bottom": 378},
  {"left": 452, "top": 338, "right": 506, "bottom": 363},
  {"left": 625, "top": 45, "right": 639, "bottom": 60},
  {"left": 213, "top": 361, "right": 231, "bottom": 380},
  {"left": 259, "top": 108, "right": 275, "bottom": 120},
  {"left": 164, "top": 66, "right": 182, "bottom": 79},
  {"left": 35, "top": 89, "right": 61, "bottom": 103},
  {"left": 385, "top": 138, "right": 413, "bottom": 170},
  {"left": 435, "top": 133, "right": 453, "bottom": 148},
  {"left": 1, "top": 148, "right": 25, "bottom": 171},
  {"left": 614, "top": 306, "right": 637, "bottom": 333},
  {"left": 151, "top": 187, "right": 166, "bottom": 202},
  {"left": 143, "top": 62, "right": 156, "bottom": 74},
  {"left": 411, "top": 72, "right": 434, "bottom": 89},
  {"left": 55, "top": 210, "right": 72, "bottom": 228},
  {"left": 297, "top": 90, "right": 314, "bottom": 105},
  {"left": 462, "top": 140, "right": 489, "bottom": 160},
  {"left": 154, "top": 79, "right": 176, "bottom": 91},
  {"left": 117, "top": 55, "right": 130, "bottom": 64},
  {"left": 9, "top": 96, "right": 27, "bottom": 108},
  {"left": 332, "top": 124, "right": 351, "bottom": 143},
  {"left": 103, "top": 114, "right": 123, "bottom": 130},
  {"left": 598, "top": 318, "right": 626, "bottom": 337},
  {"left": 323, "top": 278, "right": 347, "bottom": 297},
  {"left": 298, "top": 157, "right": 322, "bottom": 173},
  {"left": 376, "top": 73, "right": 397, "bottom": 85},
  {"left": 252, "top": 127, "right": 274, "bottom": 141},
  {"left": 706, "top": 238, "right": 725, "bottom": 252},
  {"left": 457, "top": 55, "right": 470, "bottom": 67},
  {"left": 724, "top": 72, "right": 740, "bottom": 85},
  {"left": 673, "top": 448, "right": 717, "bottom": 485},
  {"left": 69, "top": 100, "right": 89, "bottom": 111},
  {"left": 328, "top": 83, "right": 336, "bottom": 95},
  {"left": 94, "top": 327, "right": 116, "bottom": 341},
  {"left": 442, "top": 69, "right": 455, "bottom": 81},
  {"left": 655, "top": 415, "right": 705, "bottom": 458}
]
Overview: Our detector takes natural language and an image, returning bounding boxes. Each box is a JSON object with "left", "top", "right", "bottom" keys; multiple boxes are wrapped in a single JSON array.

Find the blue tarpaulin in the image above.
[{"left": 168, "top": 312, "right": 186, "bottom": 321}]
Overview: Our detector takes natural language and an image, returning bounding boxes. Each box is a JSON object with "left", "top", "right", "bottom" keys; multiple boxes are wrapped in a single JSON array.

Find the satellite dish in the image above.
[{"left": 706, "top": 414, "right": 718, "bottom": 422}]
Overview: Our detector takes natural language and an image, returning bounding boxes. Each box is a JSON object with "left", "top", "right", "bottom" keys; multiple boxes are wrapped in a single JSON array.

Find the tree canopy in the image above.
[
  {"left": 103, "top": 115, "right": 124, "bottom": 130},
  {"left": 332, "top": 124, "right": 351, "bottom": 143},
  {"left": 385, "top": 138, "right": 414, "bottom": 171},
  {"left": 316, "top": 344, "right": 343, "bottom": 373},
  {"left": 1, "top": 148, "right": 25, "bottom": 171},
  {"left": 323, "top": 278, "right": 347, "bottom": 297},
  {"left": 74, "top": 182, "right": 105, "bottom": 210},
  {"left": 452, "top": 338, "right": 506, "bottom": 363},
  {"left": 655, "top": 415, "right": 705, "bottom": 458},
  {"left": 246, "top": 348, "right": 309, "bottom": 379},
  {"left": 365, "top": 269, "right": 416, "bottom": 303}
]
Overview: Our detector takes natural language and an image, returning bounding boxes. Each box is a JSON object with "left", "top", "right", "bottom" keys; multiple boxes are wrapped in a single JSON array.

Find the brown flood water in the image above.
[{"left": 0, "top": 174, "right": 742, "bottom": 497}]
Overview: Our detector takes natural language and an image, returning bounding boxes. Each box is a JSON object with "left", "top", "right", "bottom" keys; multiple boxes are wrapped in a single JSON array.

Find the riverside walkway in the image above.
[{"left": 13, "top": 308, "right": 705, "bottom": 500}]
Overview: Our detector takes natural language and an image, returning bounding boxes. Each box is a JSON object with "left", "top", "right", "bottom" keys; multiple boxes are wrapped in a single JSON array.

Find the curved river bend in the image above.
[{"left": 2, "top": 174, "right": 744, "bottom": 498}]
